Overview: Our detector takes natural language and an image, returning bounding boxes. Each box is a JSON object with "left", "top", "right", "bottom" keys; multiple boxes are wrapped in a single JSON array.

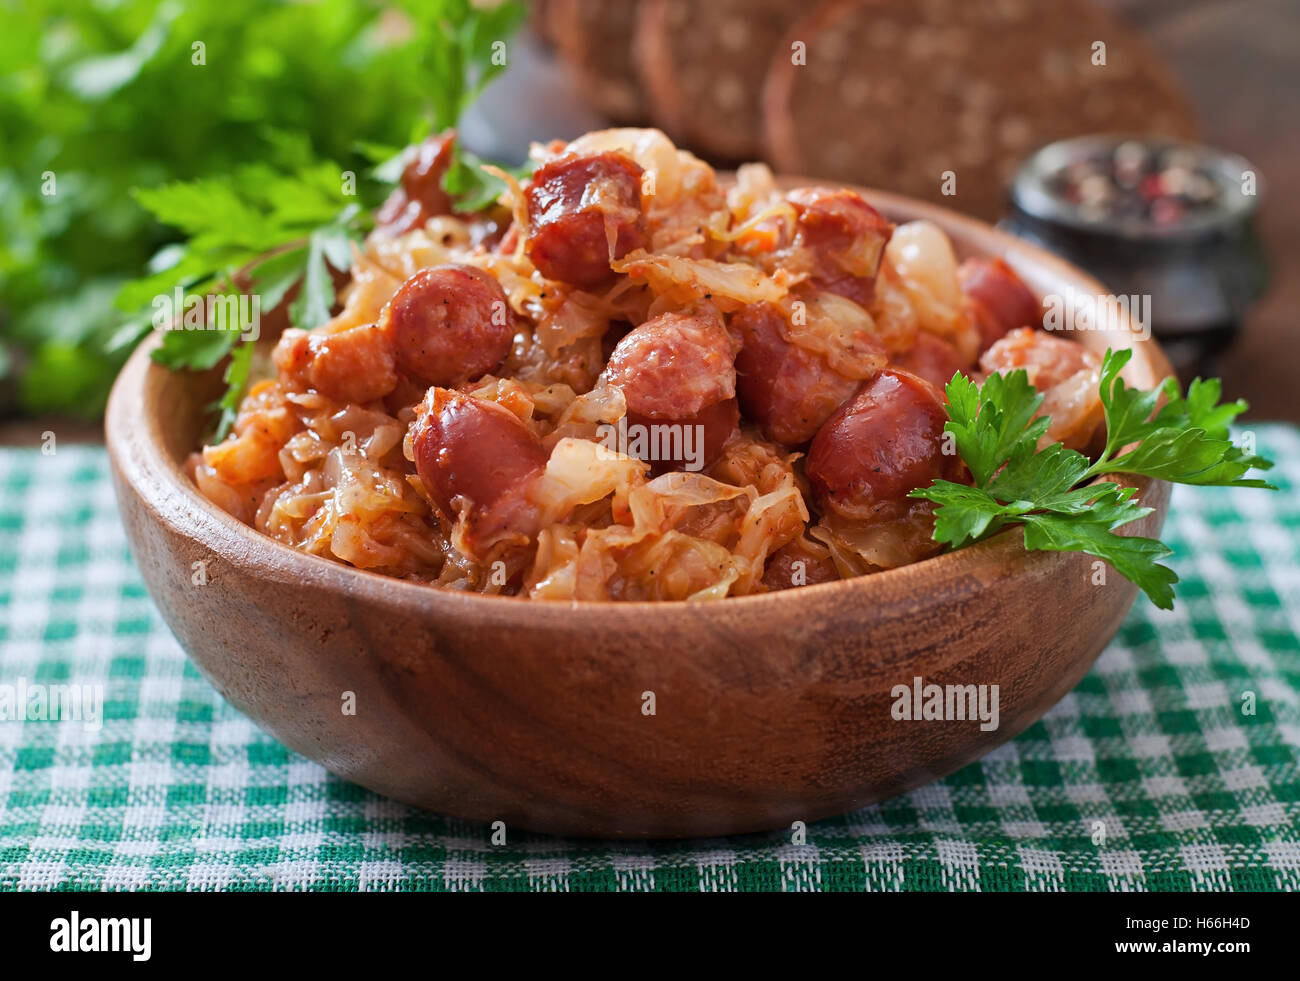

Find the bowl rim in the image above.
[{"left": 107, "top": 182, "right": 1174, "bottom": 624}]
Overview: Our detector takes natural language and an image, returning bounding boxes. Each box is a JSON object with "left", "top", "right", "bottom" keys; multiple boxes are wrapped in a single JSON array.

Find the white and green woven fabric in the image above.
[{"left": 1, "top": 425, "right": 1298, "bottom": 891}]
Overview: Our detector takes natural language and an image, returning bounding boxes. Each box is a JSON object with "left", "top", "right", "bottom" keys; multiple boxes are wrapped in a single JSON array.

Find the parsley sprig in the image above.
[
  {"left": 366, "top": 0, "right": 527, "bottom": 212},
  {"left": 115, "top": 0, "right": 525, "bottom": 438},
  {"left": 910, "top": 349, "right": 1276, "bottom": 609},
  {"left": 112, "top": 157, "right": 367, "bottom": 436}
]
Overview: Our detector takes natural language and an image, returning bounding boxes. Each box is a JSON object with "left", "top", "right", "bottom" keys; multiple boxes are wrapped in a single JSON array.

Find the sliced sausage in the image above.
[
  {"left": 376, "top": 131, "right": 456, "bottom": 236},
  {"left": 274, "top": 324, "right": 398, "bottom": 404},
  {"left": 807, "top": 369, "right": 962, "bottom": 520},
  {"left": 412, "top": 388, "right": 549, "bottom": 554},
  {"left": 524, "top": 151, "right": 648, "bottom": 287},
  {"left": 732, "top": 301, "right": 867, "bottom": 446},
  {"left": 378, "top": 265, "right": 516, "bottom": 388},
  {"left": 604, "top": 306, "right": 738, "bottom": 471},
  {"left": 788, "top": 187, "right": 893, "bottom": 306},
  {"left": 958, "top": 257, "right": 1041, "bottom": 352}
]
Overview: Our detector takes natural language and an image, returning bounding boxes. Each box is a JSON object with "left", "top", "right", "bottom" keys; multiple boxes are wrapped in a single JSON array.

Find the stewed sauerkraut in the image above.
[{"left": 190, "top": 128, "right": 1102, "bottom": 600}]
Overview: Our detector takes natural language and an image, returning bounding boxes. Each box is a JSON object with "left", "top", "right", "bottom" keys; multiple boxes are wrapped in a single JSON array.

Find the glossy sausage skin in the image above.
[
  {"left": 412, "top": 388, "right": 548, "bottom": 552},
  {"left": 273, "top": 324, "right": 398, "bottom": 404},
  {"left": 524, "top": 151, "right": 648, "bottom": 287},
  {"left": 605, "top": 307, "right": 739, "bottom": 471},
  {"left": 788, "top": 187, "right": 893, "bottom": 306},
  {"left": 958, "top": 257, "right": 1041, "bottom": 352},
  {"left": 376, "top": 131, "right": 456, "bottom": 236},
  {"left": 378, "top": 265, "right": 516, "bottom": 388},
  {"left": 605, "top": 308, "right": 736, "bottom": 418},
  {"left": 806, "top": 369, "right": 962, "bottom": 520},
  {"left": 623, "top": 398, "right": 739, "bottom": 474},
  {"left": 732, "top": 301, "right": 867, "bottom": 446},
  {"left": 890, "top": 330, "right": 969, "bottom": 393}
]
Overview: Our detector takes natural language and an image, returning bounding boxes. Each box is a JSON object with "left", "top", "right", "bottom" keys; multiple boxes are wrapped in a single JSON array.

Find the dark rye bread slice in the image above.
[
  {"left": 550, "top": 0, "right": 648, "bottom": 124},
  {"left": 635, "top": 0, "right": 804, "bottom": 163},
  {"left": 763, "top": 0, "right": 1197, "bottom": 220}
]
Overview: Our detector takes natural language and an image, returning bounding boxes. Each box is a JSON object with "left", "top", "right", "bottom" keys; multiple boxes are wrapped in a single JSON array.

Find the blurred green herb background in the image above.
[{"left": 0, "top": 0, "right": 522, "bottom": 418}]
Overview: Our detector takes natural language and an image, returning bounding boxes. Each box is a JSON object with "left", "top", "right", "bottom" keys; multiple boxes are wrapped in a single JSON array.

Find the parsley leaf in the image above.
[
  {"left": 119, "top": 0, "right": 526, "bottom": 439},
  {"left": 121, "top": 158, "right": 366, "bottom": 437},
  {"left": 154, "top": 323, "right": 239, "bottom": 374},
  {"left": 911, "top": 350, "right": 1276, "bottom": 610},
  {"left": 1088, "top": 349, "right": 1275, "bottom": 487},
  {"left": 1020, "top": 510, "right": 1178, "bottom": 611},
  {"left": 289, "top": 232, "right": 341, "bottom": 335},
  {"left": 378, "top": 0, "right": 527, "bottom": 210},
  {"left": 413, "top": 0, "right": 525, "bottom": 133},
  {"left": 2, "top": 0, "right": 533, "bottom": 416},
  {"left": 443, "top": 150, "right": 534, "bottom": 212},
  {"left": 213, "top": 339, "right": 256, "bottom": 442},
  {"left": 941, "top": 370, "right": 1050, "bottom": 487}
]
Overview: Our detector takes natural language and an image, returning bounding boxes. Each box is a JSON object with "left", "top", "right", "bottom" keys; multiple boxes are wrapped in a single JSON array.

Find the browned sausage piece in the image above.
[
  {"left": 807, "top": 369, "right": 962, "bottom": 521},
  {"left": 378, "top": 265, "right": 516, "bottom": 389},
  {"left": 273, "top": 325, "right": 399, "bottom": 404},
  {"left": 524, "top": 151, "right": 648, "bottom": 288},
  {"left": 788, "top": 187, "right": 893, "bottom": 307},
  {"left": 762, "top": 537, "right": 840, "bottom": 592},
  {"left": 412, "top": 388, "right": 549, "bottom": 554},
  {"left": 376, "top": 131, "right": 457, "bottom": 236},
  {"left": 605, "top": 307, "right": 736, "bottom": 417},
  {"left": 604, "top": 306, "right": 739, "bottom": 471},
  {"left": 958, "top": 257, "right": 1042, "bottom": 352},
  {"left": 624, "top": 398, "right": 740, "bottom": 474},
  {"left": 891, "top": 330, "right": 970, "bottom": 393},
  {"left": 732, "top": 301, "right": 865, "bottom": 446},
  {"left": 272, "top": 329, "right": 314, "bottom": 388}
]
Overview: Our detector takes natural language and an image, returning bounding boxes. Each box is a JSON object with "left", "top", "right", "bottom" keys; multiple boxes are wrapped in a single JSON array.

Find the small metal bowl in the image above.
[{"left": 1003, "top": 135, "right": 1268, "bottom": 379}]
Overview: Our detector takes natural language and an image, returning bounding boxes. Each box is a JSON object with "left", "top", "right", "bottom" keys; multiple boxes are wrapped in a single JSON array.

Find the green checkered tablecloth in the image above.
[{"left": 1, "top": 426, "right": 1298, "bottom": 892}]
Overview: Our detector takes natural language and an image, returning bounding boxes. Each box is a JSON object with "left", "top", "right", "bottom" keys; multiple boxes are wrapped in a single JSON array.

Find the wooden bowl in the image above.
[{"left": 106, "top": 186, "right": 1173, "bottom": 838}]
